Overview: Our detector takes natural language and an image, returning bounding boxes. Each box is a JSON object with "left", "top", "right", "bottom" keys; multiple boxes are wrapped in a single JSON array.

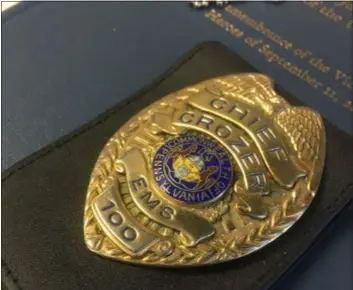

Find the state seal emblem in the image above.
[
  {"left": 152, "top": 134, "right": 233, "bottom": 204},
  {"left": 84, "top": 74, "right": 326, "bottom": 266}
]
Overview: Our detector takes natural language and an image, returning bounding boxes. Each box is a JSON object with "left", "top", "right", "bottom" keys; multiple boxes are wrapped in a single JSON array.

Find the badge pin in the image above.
[{"left": 84, "top": 74, "right": 326, "bottom": 266}]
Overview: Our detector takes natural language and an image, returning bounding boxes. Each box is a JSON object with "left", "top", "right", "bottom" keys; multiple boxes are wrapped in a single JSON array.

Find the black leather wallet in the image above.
[{"left": 2, "top": 42, "right": 353, "bottom": 290}]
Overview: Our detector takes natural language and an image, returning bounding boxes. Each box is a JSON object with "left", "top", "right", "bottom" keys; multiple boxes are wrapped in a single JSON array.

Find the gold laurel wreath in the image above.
[{"left": 84, "top": 145, "right": 311, "bottom": 265}]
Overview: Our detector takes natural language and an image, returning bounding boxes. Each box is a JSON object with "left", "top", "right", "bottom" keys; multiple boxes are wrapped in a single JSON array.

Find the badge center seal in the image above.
[{"left": 152, "top": 134, "right": 233, "bottom": 205}]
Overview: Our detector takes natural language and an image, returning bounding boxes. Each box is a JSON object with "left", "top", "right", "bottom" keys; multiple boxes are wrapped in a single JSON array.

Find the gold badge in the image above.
[{"left": 84, "top": 74, "right": 325, "bottom": 266}]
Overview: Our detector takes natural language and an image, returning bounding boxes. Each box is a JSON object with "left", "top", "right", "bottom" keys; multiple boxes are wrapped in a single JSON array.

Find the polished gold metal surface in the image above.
[{"left": 84, "top": 74, "right": 326, "bottom": 266}]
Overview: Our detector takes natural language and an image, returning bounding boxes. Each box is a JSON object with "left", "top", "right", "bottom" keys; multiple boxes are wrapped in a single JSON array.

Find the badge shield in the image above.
[{"left": 84, "top": 74, "right": 326, "bottom": 266}]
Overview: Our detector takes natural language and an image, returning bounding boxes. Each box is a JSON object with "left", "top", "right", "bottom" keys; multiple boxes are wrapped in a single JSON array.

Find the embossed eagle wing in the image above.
[
  {"left": 210, "top": 73, "right": 290, "bottom": 115},
  {"left": 275, "top": 107, "right": 326, "bottom": 192}
]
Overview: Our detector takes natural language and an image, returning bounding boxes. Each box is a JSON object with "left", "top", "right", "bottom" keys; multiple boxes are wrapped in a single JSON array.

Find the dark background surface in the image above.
[{"left": 2, "top": 2, "right": 352, "bottom": 290}]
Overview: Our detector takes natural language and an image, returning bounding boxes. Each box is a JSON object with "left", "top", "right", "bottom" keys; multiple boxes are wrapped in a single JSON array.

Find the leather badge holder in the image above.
[{"left": 2, "top": 42, "right": 353, "bottom": 290}]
